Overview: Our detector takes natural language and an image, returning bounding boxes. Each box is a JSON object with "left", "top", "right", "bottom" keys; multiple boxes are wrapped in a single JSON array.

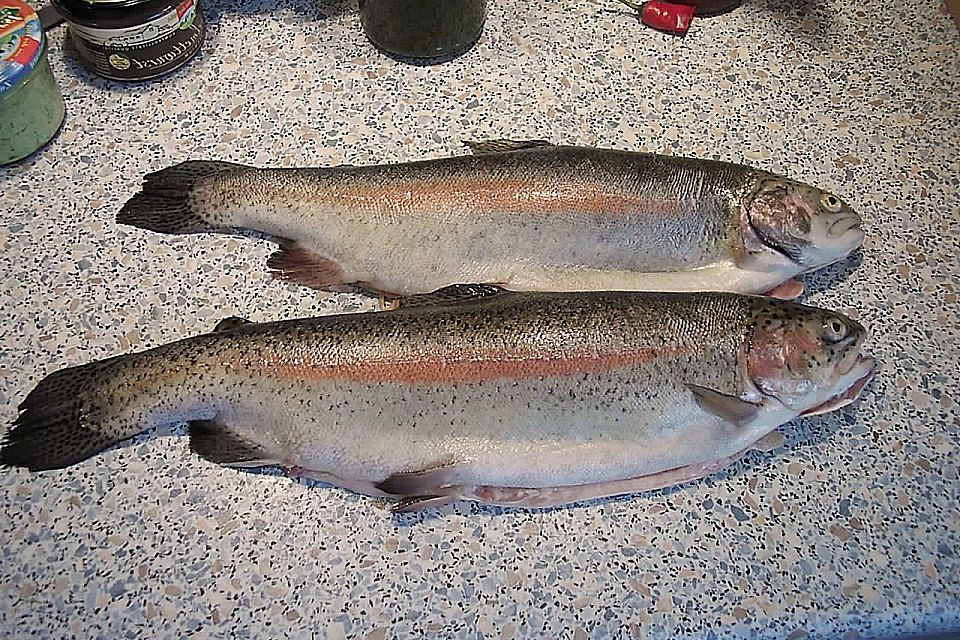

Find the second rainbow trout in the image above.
[
  {"left": 118, "top": 140, "right": 864, "bottom": 298},
  {"left": 2, "top": 287, "right": 875, "bottom": 512}
]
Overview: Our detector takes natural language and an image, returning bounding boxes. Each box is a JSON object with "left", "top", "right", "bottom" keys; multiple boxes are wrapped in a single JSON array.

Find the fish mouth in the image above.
[
  {"left": 800, "top": 356, "right": 876, "bottom": 417},
  {"left": 828, "top": 216, "right": 863, "bottom": 237},
  {"left": 818, "top": 222, "right": 864, "bottom": 264}
]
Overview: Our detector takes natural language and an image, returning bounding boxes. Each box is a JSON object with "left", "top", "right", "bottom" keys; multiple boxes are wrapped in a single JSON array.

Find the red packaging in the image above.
[{"left": 641, "top": 1, "right": 695, "bottom": 35}]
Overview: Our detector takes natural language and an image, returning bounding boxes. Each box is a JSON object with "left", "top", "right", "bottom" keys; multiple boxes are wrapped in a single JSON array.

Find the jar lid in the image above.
[{"left": 0, "top": 0, "right": 45, "bottom": 92}]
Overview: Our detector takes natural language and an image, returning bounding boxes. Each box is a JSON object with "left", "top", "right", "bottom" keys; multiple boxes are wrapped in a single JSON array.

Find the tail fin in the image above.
[
  {"left": 117, "top": 160, "right": 244, "bottom": 234},
  {"left": 2, "top": 358, "right": 143, "bottom": 471}
]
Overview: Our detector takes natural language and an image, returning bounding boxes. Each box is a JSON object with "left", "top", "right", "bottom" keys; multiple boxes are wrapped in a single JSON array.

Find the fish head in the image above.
[
  {"left": 743, "top": 177, "right": 864, "bottom": 272},
  {"left": 744, "top": 301, "right": 875, "bottom": 416}
]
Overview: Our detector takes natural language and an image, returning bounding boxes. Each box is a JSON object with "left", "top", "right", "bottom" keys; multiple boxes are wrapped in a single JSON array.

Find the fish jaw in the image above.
[
  {"left": 799, "top": 356, "right": 876, "bottom": 417},
  {"left": 795, "top": 195, "right": 864, "bottom": 272},
  {"left": 789, "top": 224, "right": 863, "bottom": 275},
  {"left": 735, "top": 197, "right": 807, "bottom": 281},
  {"left": 745, "top": 353, "right": 875, "bottom": 422}
]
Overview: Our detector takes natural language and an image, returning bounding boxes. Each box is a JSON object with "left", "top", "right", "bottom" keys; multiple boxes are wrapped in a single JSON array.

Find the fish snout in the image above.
[
  {"left": 827, "top": 209, "right": 863, "bottom": 238},
  {"left": 836, "top": 353, "right": 876, "bottom": 403},
  {"left": 815, "top": 208, "right": 864, "bottom": 260}
]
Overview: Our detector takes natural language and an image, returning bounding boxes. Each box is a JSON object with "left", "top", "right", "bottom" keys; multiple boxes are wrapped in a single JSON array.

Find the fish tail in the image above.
[
  {"left": 2, "top": 357, "right": 149, "bottom": 471},
  {"left": 117, "top": 160, "right": 244, "bottom": 234}
]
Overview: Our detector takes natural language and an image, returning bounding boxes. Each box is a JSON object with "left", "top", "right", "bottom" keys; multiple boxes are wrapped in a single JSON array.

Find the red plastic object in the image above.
[{"left": 641, "top": 1, "right": 695, "bottom": 35}]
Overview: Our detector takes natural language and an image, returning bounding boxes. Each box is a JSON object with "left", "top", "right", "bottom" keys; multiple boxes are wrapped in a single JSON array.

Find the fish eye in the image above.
[
  {"left": 822, "top": 318, "right": 848, "bottom": 343},
  {"left": 820, "top": 194, "right": 843, "bottom": 213}
]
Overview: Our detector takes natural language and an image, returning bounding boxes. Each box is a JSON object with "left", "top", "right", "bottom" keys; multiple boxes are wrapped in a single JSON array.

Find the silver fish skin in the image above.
[
  {"left": 1, "top": 288, "right": 875, "bottom": 511},
  {"left": 117, "top": 141, "right": 864, "bottom": 298}
]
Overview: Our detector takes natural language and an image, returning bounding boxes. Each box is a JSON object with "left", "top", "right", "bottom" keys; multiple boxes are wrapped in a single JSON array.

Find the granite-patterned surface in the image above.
[{"left": 1, "top": 0, "right": 958, "bottom": 637}]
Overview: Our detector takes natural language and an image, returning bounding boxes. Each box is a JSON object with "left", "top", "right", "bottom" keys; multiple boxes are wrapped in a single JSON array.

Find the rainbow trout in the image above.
[
  {"left": 2, "top": 287, "right": 874, "bottom": 512},
  {"left": 117, "top": 141, "right": 864, "bottom": 300}
]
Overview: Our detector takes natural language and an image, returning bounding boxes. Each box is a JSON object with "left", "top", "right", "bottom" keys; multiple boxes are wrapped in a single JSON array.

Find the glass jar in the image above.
[
  {"left": 0, "top": 0, "right": 66, "bottom": 165},
  {"left": 52, "top": 0, "right": 205, "bottom": 81},
  {"left": 359, "top": 0, "right": 485, "bottom": 61},
  {"left": 683, "top": 0, "right": 743, "bottom": 16}
]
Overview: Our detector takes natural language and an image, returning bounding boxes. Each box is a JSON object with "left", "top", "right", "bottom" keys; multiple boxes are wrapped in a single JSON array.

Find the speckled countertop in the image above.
[{"left": 1, "top": 0, "right": 958, "bottom": 638}]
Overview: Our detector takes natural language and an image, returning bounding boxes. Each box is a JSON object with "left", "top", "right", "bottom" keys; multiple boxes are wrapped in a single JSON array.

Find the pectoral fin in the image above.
[
  {"left": 463, "top": 139, "right": 553, "bottom": 155},
  {"left": 687, "top": 384, "right": 761, "bottom": 427},
  {"left": 751, "top": 431, "right": 785, "bottom": 452}
]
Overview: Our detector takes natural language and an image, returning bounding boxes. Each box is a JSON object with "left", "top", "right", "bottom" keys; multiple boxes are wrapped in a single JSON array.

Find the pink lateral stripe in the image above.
[
  {"left": 274, "top": 176, "right": 688, "bottom": 217},
  {"left": 259, "top": 345, "right": 691, "bottom": 384}
]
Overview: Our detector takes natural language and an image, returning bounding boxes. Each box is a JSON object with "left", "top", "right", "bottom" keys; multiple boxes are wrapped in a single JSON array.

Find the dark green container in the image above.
[{"left": 359, "top": 0, "right": 485, "bottom": 61}]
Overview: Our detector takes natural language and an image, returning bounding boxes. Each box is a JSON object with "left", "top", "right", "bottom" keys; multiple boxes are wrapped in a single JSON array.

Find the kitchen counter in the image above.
[{"left": 1, "top": 0, "right": 957, "bottom": 637}]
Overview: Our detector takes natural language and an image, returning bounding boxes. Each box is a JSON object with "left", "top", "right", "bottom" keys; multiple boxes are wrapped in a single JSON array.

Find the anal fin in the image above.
[
  {"left": 188, "top": 420, "right": 279, "bottom": 468},
  {"left": 267, "top": 244, "right": 346, "bottom": 290}
]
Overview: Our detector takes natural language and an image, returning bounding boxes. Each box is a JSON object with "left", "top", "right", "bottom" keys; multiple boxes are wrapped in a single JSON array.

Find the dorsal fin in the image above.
[
  {"left": 213, "top": 316, "right": 254, "bottom": 332},
  {"left": 398, "top": 284, "right": 510, "bottom": 310},
  {"left": 463, "top": 139, "right": 553, "bottom": 155}
]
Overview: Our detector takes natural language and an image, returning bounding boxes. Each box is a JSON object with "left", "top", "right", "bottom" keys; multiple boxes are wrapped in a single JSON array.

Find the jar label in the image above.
[
  {"left": 0, "top": 0, "right": 44, "bottom": 91},
  {"left": 68, "top": 0, "right": 204, "bottom": 81}
]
